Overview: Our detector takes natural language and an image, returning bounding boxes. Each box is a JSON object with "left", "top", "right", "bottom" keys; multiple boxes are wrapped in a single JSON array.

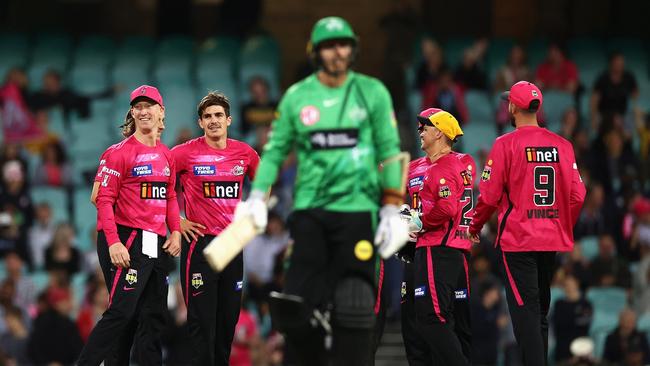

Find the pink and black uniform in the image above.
[
  {"left": 172, "top": 137, "right": 259, "bottom": 366},
  {"left": 78, "top": 134, "right": 181, "bottom": 366},
  {"left": 469, "top": 81, "right": 586, "bottom": 366},
  {"left": 412, "top": 152, "right": 471, "bottom": 366}
]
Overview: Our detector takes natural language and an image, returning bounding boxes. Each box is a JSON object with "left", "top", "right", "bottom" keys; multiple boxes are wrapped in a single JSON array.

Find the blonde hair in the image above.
[{"left": 120, "top": 110, "right": 135, "bottom": 138}]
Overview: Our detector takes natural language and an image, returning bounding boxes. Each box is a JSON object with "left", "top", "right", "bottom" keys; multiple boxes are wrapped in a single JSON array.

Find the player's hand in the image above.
[
  {"left": 109, "top": 242, "right": 130, "bottom": 268},
  {"left": 399, "top": 204, "right": 422, "bottom": 233},
  {"left": 180, "top": 218, "right": 206, "bottom": 242},
  {"left": 163, "top": 231, "right": 182, "bottom": 257},
  {"left": 466, "top": 228, "right": 480, "bottom": 243},
  {"left": 374, "top": 204, "right": 410, "bottom": 259},
  {"left": 235, "top": 190, "right": 267, "bottom": 234}
]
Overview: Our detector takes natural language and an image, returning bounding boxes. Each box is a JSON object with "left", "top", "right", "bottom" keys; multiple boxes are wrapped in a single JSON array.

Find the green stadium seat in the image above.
[
  {"left": 31, "top": 270, "right": 50, "bottom": 293},
  {"left": 540, "top": 90, "right": 573, "bottom": 132},
  {"left": 465, "top": 90, "right": 493, "bottom": 122},
  {"left": 73, "top": 35, "right": 116, "bottom": 69},
  {"left": 157, "top": 84, "right": 197, "bottom": 146},
  {"left": 69, "top": 64, "right": 109, "bottom": 94},
  {"left": 0, "top": 32, "right": 29, "bottom": 78},
  {"left": 586, "top": 287, "right": 627, "bottom": 314},
  {"left": 527, "top": 37, "right": 549, "bottom": 71},
  {"left": 589, "top": 310, "right": 619, "bottom": 359},
  {"left": 31, "top": 187, "right": 69, "bottom": 224},
  {"left": 72, "top": 190, "right": 96, "bottom": 250},
  {"left": 549, "top": 286, "right": 566, "bottom": 314},
  {"left": 458, "top": 121, "right": 497, "bottom": 158},
  {"left": 578, "top": 236, "right": 599, "bottom": 261},
  {"left": 638, "top": 313, "right": 650, "bottom": 341},
  {"left": 197, "top": 36, "right": 240, "bottom": 81},
  {"left": 487, "top": 38, "right": 515, "bottom": 83},
  {"left": 240, "top": 35, "right": 280, "bottom": 71},
  {"left": 28, "top": 33, "right": 73, "bottom": 89},
  {"left": 444, "top": 37, "right": 474, "bottom": 69}
]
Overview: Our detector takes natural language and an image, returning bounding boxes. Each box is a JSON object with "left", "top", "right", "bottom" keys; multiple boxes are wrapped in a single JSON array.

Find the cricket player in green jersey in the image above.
[{"left": 235, "top": 16, "right": 409, "bottom": 366}]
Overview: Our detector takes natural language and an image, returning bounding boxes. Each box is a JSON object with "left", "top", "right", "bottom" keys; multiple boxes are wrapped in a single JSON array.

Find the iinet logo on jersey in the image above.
[
  {"left": 202, "top": 181, "right": 240, "bottom": 199},
  {"left": 140, "top": 182, "right": 167, "bottom": 199},
  {"left": 525, "top": 147, "right": 559, "bottom": 163}
]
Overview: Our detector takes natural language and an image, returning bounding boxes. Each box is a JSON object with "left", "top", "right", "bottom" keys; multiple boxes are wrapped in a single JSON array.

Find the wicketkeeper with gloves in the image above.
[
  {"left": 235, "top": 16, "right": 409, "bottom": 366},
  {"left": 399, "top": 108, "right": 474, "bottom": 366}
]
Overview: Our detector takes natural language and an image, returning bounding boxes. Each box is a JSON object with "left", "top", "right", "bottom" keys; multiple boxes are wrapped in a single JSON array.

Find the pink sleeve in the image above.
[
  {"left": 166, "top": 152, "right": 181, "bottom": 232},
  {"left": 247, "top": 147, "right": 260, "bottom": 180},
  {"left": 421, "top": 165, "right": 460, "bottom": 228},
  {"left": 569, "top": 152, "right": 586, "bottom": 226},
  {"left": 94, "top": 150, "right": 109, "bottom": 183},
  {"left": 97, "top": 152, "right": 123, "bottom": 245},
  {"left": 470, "top": 141, "right": 507, "bottom": 235}
]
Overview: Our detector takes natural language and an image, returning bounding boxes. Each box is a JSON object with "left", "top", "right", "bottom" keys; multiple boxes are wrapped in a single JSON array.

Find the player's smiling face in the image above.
[
  {"left": 132, "top": 100, "right": 164, "bottom": 134},
  {"left": 199, "top": 105, "right": 231, "bottom": 140},
  {"left": 318, "top": 39, "right": 353, "bottom": 75}
]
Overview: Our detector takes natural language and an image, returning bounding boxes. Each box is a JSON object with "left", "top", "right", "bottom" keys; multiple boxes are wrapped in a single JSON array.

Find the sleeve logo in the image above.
[
  {"left": 481, "top": 166, "right": 492, "bottom": 181},
  {"left": 439, "top": 185, "right": 451, "bottom": 198}
]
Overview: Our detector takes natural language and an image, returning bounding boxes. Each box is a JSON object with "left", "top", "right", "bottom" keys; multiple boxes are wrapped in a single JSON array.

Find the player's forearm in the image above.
[
  {"left": 166, "top": 198, "right": 181, "bottom": 233},
  {"left": 97, "top": 198, "right": 120, "bottom": 245},
  {"left": 469, "top": 199, "right": 497, "bottom": 235}
]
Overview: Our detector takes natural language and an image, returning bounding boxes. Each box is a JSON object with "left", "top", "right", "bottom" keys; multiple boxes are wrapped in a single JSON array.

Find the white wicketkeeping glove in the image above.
[
  {"left": 234, "top": 190, "right": 268, "bottom": 234},
  {"left": 374, "top": 204, "right": 410, "bottom": 259},
  {"left": 399, "top": 204, "right": 422, "bottom": 233}
]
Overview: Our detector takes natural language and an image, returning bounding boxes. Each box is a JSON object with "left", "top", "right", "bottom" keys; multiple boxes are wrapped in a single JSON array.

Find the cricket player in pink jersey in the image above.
[
  {"left": 77, "top": 85, "right": 181, "bottom": 366},
  {"left": 468, "top": 81, "right": 586, "bottom": 366},
  {"left": 89, "top": 111, "right": 166, "bottom": 366},
  {"left": 401, "top": 108, "right": 471, "bottom": 366},
  {"left": 171, "top": 92, "right": 259, "bottom": 366}
]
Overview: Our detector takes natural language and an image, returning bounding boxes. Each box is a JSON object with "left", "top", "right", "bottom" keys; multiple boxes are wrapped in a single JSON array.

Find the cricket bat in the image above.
[
  {"left": 203, "top": 195, "right": 277, "bottom": 272},
  {"left": 203, "top": 214, "right": 258, "bottom": 272}
]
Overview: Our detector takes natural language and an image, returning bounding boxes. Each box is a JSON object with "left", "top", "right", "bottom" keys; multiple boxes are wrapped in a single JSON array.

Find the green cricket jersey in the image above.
[{"left": 252, "top": 71, "right": 402, "bottom": 212}]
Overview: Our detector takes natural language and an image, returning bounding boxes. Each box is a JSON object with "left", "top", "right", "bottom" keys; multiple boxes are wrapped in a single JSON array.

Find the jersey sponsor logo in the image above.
[
  {"left": 526, "top": 208, "right": 560, "bottom": 219},
  {"left": 140, "top": 182, "right": 167, "bottom": 199},
  {"left": 231, "top": 165, "right": 244, "bottom": 176},
  {"left": 526, "top": 147, "right": 560, "bottom": 163},
  {"left": 439, "top": 185, "right": 451, "bottom": 198},
  {"left": 132, "top": 164, "right": 153, "bottom": 177},
  {"left": 310, "top": 129, "right": 359, "bottom": 150},
  {"left": 409, "top": 176, "right": 424, "bottom": 189},
  {"left": 191, "top": 273, "right": 203, "bottom": 289},
  {"left": 125, "top": 269, "right": 138, "bottom": 285},
  {"left": 235, "top": 280, "right": 243, "bottom": 291},
  {"left": 461, "top": 171, "right": 473, "bottom": 186},
  {"left": 193, "top": 165, "right": 216, "bottom": 176},
  {"left": 454, "top": 289, "right": 468, "bottom": 300},
  {"left": 481, "top": 166, "right": 491, "bottom": 181},
  {"left": 202, "top": 181, "right": 240, "bottom": 199},
  {"left": 300, "top": 105, "right": 320, "bottom": 126},
  {"left": 414, "top": 286, "right": 426, "bottom": 297},
  {"left": 163, "top": 166, "right": 170, "bottom": 176},
  {"left": 134, "top": 153, "right": 160, "bottom": 163}
]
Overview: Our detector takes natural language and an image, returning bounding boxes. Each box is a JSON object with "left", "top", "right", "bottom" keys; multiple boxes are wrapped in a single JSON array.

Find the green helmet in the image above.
[{"left": 310, "top": 16, "right": 357, "bottom": 49}]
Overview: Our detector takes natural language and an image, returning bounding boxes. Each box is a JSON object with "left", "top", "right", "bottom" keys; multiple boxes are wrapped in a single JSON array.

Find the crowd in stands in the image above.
[{"left": 0, "top": 31, "right": 649, "bottom": 365}]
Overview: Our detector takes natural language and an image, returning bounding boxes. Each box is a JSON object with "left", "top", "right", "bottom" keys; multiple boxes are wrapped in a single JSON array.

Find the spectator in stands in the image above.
[
  {"left": 0, "top": 143, "right": 29, "bottom": 189},
  {"left": 421, "top": 68, "right": 469, "bottom": 123},
  {"left": 630, "top": 197, "right": 650, "bottom": 259},
  {"left": 416, "top": 38, "right": 447, "bottom": 91},
  {"left": 229, "top": 305, "right": 261, "bottom": 366},
  {"left": 632, "top": 262, "right": 650, "bottom": 314},
  {"left": 0, "top": 279, "right": 16, "bottom": 335},
  {"left": 470, "top": 280, "right": 507, "bottom": 365},
  {"left": 589, "top": 234, "right": 632, "bottom": 288},
  {"left": 559, "top": 107, "right": 580, "bottom": 140},
  {"left": 0, "top": 68, "right": 46, "bottom": 146},
  {"left": 173, "top": 126, "right": 194, "bottom": 146},
  {"left": 244, "top": 212, "right": 289, "bottom": 305},
  {"left": 534, "top": 42, "right": 579, "bottom": 94},
  {"left": 33, "top": 140, "right": 72, "bottom": 187},
  {"left": 591, "top": 52, "right": 639, "bottom": 131},
  {"left": 0, "top": 305, "right": 29, "bottom": 365},
  {"left": 574, "top": 183, "right": 610, "bottom": 239},
  {"left": 27, "top": 286, "right": 83, "bottom": 365},
  {"left": 603, "top": 308, "right": 650, "bottom": 365},
  {"left": 560, "top": 243, "right": 592, "bottom": 291},
  {"left": 552, "top": 275, "right": 593, "bottom": 364},
  {"left": 241, "top": 76, "right": 278, "bottom": 151},
  {"left": 454, "top": 38, "right": 488, "bottom": 91},
  {"left": 495, "top": 45, "right": 533, "bottom": 93},
  {"left": 0, "top": 160, "right": 33, "bottom": 262},
  {"left": 44, "top": 223, "right": 81, "bottom": 280},
  {"left": 587, "top": 126, "right": 639, "bottom": 202},
  {"left": 30, "top": 69, "right": 116, "bottom": 120},
  {"left": 634, "top": 109, "right": 650, "bottom": 187},
  {"left": 76, "top": 285, "right": 108, "bottom": 343},
  {"left": 27, "top": 202, "right": 55, "bottom": 269},
  {"left": 82, "top": 226, "right": 100, "bottom": 273},
  {"left": 4, "top": 251, "right": 36, "bottom": 312}
]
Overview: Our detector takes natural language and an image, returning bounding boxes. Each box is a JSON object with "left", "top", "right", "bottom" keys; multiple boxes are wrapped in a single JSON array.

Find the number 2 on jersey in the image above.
[
  {"left": 534, "top": 166, "right": 555, "bottom": 206},
  {"left": 460, "top": 188, "right": 473, "bottom": 227}
]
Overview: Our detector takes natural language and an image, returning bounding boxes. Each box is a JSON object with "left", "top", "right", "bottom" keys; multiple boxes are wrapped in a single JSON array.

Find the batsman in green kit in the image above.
[{"left": 236, "top": 16, "right": 409, "bottom": 366}]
